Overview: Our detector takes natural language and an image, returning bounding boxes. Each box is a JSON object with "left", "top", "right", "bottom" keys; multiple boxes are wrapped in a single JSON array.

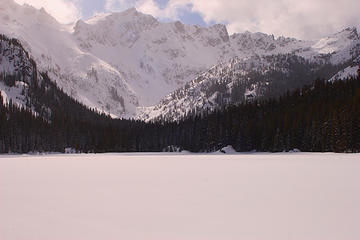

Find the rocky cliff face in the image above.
[{"left": 0, "top": 34, "right": 37, "bottom": 109}]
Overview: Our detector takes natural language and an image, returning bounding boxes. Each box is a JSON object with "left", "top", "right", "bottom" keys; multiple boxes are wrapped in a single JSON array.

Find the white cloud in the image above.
[
  {"left": 104, "top": 0, "right": 189, "bottom": 21},
  {"left": 135, "top": 0, "right": 192, "bottom": 20},
  {"left": 166, "top": 0, "right": 360, "bottom": 40},
  {"left": 104, "top": 0, "right": 360, "bottom": 40},
  {"left": 13, "top": 0, "right": 360, "bottom": 39},
  {"left": 135, "top": 0, "right": 162, "bottom": 17},
  {"left": 14, "top": 0, "right": 82, "bottom": 24},
  {"left": 105, "top": 0, "right": 138, "bottom": 12}
]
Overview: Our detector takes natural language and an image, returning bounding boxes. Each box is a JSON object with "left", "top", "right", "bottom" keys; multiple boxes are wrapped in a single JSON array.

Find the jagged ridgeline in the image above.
[{"left": 0, "top": 34, "right": 359, "bottom": 153}]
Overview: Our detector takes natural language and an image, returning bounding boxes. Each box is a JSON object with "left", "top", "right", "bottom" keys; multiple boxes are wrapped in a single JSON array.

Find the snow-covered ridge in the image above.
[
  {"left": 329, "top": 64, "right": 360, "bottom": 82},
  {"left": 1, "top": 0, "right": 359, "bottom": 120},
  {"left": 312, "top": 27, "right": 359, "bottom": 54},
  {"left": 311, "top": 27, "right": 360, "bottom": 63}
]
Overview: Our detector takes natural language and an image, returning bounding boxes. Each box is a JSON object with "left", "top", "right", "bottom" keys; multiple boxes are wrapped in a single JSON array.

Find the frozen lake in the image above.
[{"left": 1, "top": 153, "right": 360, "bottom": 240}]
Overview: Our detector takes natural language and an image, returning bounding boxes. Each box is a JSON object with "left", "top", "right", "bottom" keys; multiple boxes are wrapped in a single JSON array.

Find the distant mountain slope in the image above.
[
  {"left": 137, "top": 27, "right": 360, "bottom": 122},
  {"left": 329, "top": 64, "right": 360, "bottom": 82},
  {"left": 1, "top": 0, "right": 359, "bottom": 120},
  {"left": 137, "top": 54, "right": 350, "bottom": 122}
]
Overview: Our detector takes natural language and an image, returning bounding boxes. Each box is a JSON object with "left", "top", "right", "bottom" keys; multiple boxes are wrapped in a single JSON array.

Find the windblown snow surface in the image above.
[{"left": 1, "top": 153, "right": 360, "bottom": 240}]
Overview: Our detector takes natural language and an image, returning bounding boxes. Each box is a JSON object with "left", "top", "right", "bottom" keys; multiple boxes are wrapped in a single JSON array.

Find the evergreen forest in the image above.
[{"left": 1, "top": 71, "right": 359, "bottom": 153}]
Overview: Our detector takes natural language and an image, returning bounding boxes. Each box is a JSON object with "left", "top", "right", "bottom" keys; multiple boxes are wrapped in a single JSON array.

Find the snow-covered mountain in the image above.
[
  {"left": 138, "top": 28, "right": 360, "bottom": 122},
  {"left": 0, "top": 0, "right": 138, "bottom": 117},
  {"left": 136, "top": 54, "right": 347, "bottom": 121},
  {"left": 0, "top": 0, "right": 359, "bottom": 120},
  {"left": 73, "top": 9, "right": 233, "bottom": 109}
]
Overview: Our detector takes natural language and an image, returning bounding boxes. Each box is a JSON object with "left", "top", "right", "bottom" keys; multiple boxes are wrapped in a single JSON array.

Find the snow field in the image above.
[{"left": 0, "top": 153, "right": 360, "bottom": 240}]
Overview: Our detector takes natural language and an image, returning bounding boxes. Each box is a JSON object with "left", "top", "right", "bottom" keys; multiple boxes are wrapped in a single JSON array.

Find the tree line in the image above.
[
  {"left": 161, "top": 75, "right": 360, "bottom": 153},
  {"left": 0, "top": 72, "right": 359, "bottom": 153}
]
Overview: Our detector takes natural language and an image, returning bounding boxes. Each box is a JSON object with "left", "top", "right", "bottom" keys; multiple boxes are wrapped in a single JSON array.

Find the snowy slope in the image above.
[
  {"left": 329, "top": 64, "right": 359, "bottom": 82},
  {"left": 1, "top": 0, "right": 360, "bottom": 119},
  {"left": 73, "top": 9, "right": 322, "bottom": 109},
  {"left": 311, "top": 27, "right": 360, "bottom": 63},
  {"left": 230, "top": 27, "right": 360, "bottom": 64},
  {"left": 0, "top": 0, "right": 138, "bottom": 117},
  {"left": 138, "top": 28, "right": 360, "bottom": 121},
  {"left": 136, "top": 54, "right": 333, "bottom": 121},
  {"left": 74, "top": 10, "right": 233, "bottom": 107}
]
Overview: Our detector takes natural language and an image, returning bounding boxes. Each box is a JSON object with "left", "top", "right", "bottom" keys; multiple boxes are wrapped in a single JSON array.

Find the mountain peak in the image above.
[
  {"left": 123, "top": 7, "right": 138, "bottom": 15},
  {"left": 310, "top": 26, "right": 360, "bottom": 57},
  {"left": 210, "top": 24, "right": 229, "bottom": 42},
  {"left": 343, "top": 26, "right": 357, "bottom": 32},
  {"left": 84, "top": 8, "right": 158, "bottom": 28},
  {"left": 346, "top": 26, "right": 359, "bottom": 39},
  {"left": 0, "top": 0, "right": 61, "bottom": 31},
  {"left": 334, "top": 26, "right": 359, "bottom": 40}
]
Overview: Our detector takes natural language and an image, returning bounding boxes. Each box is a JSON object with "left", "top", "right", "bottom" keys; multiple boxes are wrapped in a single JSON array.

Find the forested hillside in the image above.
[
  {"left": 160, "top": 75, "right": 360, "bottom": 152},
  {"left": 1, "top": 72, "right": 359, "bottom": 153}
]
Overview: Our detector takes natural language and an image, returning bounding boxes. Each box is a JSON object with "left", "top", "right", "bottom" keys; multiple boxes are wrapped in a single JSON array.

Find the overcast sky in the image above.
[{"left": 13, "top": 0, "right": 360, "bottom": 40}]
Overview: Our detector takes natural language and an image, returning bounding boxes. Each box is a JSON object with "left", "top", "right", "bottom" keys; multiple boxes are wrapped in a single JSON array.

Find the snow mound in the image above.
[
  {"left": 218, "top": 145, "right": 237, "bottom": 154},
  {"left": 289, "top": 148, "right": 301, "bottom": 153},
  {"left": 329, "top": 65, "right": 360, "bottom": 82}
]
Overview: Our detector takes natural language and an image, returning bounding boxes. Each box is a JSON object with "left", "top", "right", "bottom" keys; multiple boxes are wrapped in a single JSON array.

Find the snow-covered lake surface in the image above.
[{"left": 1, "top": 153, "right": 359, "bottom": 240}]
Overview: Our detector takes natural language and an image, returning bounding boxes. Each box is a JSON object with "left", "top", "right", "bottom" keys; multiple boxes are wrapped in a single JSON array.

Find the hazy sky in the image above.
[{"left": 13, "top": 0, "right": 360, "bottom": 40}]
